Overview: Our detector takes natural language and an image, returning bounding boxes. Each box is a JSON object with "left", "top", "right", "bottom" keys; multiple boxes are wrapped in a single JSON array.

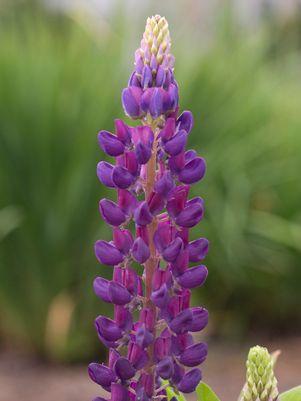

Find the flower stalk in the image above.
[{"left": 89, "top": 15, "right": 209, "bottom": 401}]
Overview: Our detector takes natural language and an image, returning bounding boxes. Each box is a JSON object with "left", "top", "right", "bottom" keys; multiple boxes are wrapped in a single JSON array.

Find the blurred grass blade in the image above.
[
  {"left": 250, "top": 211, "right": 301, "bottom": 251},
  {"left": 0, "top": 206, "right": 23, "bottom": 242}
]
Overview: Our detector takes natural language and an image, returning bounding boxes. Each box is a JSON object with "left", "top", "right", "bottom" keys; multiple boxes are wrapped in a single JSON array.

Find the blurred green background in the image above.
[{"left": 0, "top": 0, "right": 301, "bottom": 362}]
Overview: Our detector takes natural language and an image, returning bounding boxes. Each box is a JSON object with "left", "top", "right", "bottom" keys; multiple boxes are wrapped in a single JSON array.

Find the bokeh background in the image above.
[{"left": 0, "top": 0, "right": 300, "bottom": 400}]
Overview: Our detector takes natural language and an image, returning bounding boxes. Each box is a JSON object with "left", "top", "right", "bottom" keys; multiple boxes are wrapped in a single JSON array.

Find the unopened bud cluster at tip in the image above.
[
  {"left": 242, "top": 346, "right": 279, "bottom": 401},
  {"left": 122, "top": 15, "right": 178, "bottom": 122},
  {"left": 89, "top": 16, "right": 209, "bottom": 401},
  {"left": 139, "top": 15, "right": 173, "bottom": 70}
]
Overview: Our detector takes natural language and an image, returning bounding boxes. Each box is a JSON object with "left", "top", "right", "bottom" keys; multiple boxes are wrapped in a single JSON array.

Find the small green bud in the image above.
[{"left": 241, "top": 346, "right": 279, "bottom": 401}]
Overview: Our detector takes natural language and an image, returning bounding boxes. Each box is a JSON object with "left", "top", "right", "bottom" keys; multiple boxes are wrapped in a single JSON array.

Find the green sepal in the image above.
[
  {"left": 196, "top": 382, "right": 221, "bottom": 401},
  {"left": 279, "top": 386, "right": 301, "bottom": 401}
]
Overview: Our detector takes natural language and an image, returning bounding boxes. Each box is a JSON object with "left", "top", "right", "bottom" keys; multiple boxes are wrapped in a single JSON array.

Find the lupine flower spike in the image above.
[
  {"left": 90, "top": 15, "right": 209, "bottom": 401},
  {"left": 239, "top": 346, "right": 279, "bottom": 401}
]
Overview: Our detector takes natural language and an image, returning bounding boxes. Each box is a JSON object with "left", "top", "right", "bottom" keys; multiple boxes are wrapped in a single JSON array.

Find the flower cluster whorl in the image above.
[{"left": 89, "top": 15, "right": 209, "bottom": 401}]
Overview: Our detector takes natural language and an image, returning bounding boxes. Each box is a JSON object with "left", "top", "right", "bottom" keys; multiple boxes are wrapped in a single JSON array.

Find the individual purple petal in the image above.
[
  {"left": 168, "top": 151, "right": 185, "bottom": 174},
  {"left": 114, "top": 357, "right": 136, "bottom": 380},
  {"left": 88, "top": 363, "right": 116, "bottom": 387},
  {"left": 166, "top": 185, "right": 190, "bottom": 218},
  {"left": 98, "top": 334, "right": 119, "bottom": 349},
  {"left": 156, "top": 65, "right": 165, "bottom": 86},
  {"left": 137, "top": 372, "right": 154, "bottom": 397},
  {"left": 99, "top": 199, "right": 127, "bottom": 226},
  {"left": 162, "top": 237, "right": 184, "bottom": 262},
  {"left": 141, "top": 65, "right": 152, "bottom": 88},
  {"left": 154, "top": 171, "right": 174, "bottom": 197},
  {"left": 150, "top": 54, "right": 157, "bottom": 72},
  {"left": 114, "top": 306, "right": 133, "bottom": 331},
  {"left": 93, "top": 398, "right": 107, "bottom": 401},
  {"left": 132, "top": 237, "right": 150, "bottom": 264},
  {"left": 177, "top": 110, "right": 194, "bottom": 134},
  {"left": 153, "top": 221, "right": 174, "bottom": 253},
  {"left": 168, "top": 83, "right": 179, "bottom": 110},
  {"left": 114, "top": 119, "right": 131, "bottom": 146},
  {"left": 134, "top": 201, "right": 153, "bottom": 226},
  {"left": 93, "top": 277, "right": 111, "bottom": 303},
  {"left": 163, "top": 130, "right": 187, "bottom": 156},
  {"left": 118, "top": 189, "right": 138, "bottom": 215},
  {"left": 151, "top": 284, "right": 169, "bottom": 309},
  {"left": 139, "top": 307, "right": 155, "bottom": 331},
  {"left": 179, "top": 342, "right": 208, "bottom": 367},
  {"left": 169, "top": 308, "right": 193, "bottom": 334},
  {"left": 185, "top": 149, "right": 197, "bottom": 163},
  {"left": 95, "top": 316, "right": 123, "bottom": 341},
  {"left": 136, "top": 324, "right": 154, "bottom": 348},
  {"left": 149, "top": 88, "right": 164, "bottom": 118},
  {"left": 123, "top": 267, "right": 139, "bottom": 295},
  {"left": 112, "top": 166, "right": 135, "bottom": 189},
  {"left": 95, "top": 240, "right": 124, "bottom": 266},
  {"left": 135, "top": 141, "right": 152, "bottom": 164},
  {"left": 156, "top": 356, "right": 174, "bottom": 379},
  {"left": 97, "top": 161, "right": 115, "bottom": 188},
  {"left": 189, "top": 307, "right": 209, "bottom": 332},
  {"left": 148, "top": 191, "right": 165, "bottom": 215},
  {"left": 111, "top": 383, "right": 130, "bottom": 401},
  {"left": 134, "top": 51, "right": 143, "bottom": 74},
  {"left": 122, "top": 87, "right": 143, "bottom": 119},
  {"left": 131, "top": 125, "right": 154, "bottom": 147},
  {"left": 128, "top": 343, "right": 149, "bottom": 370},
  {"left": 123, "top": 150, "right": 139, "bottom": 175},
  {"left": 154, "top": 335, "right": 171, "bottom": 361},
  {"left": 98, "top": 130, "right": 125, "bottom": 157},
  {"left": 171, "top": 333, "right": 194, "bottom": 356},
  {"left": 175, "top": 198, "right": 204, "bottom": 228},
  {"left": 188, "top": 238, "right": 209, "bottom": 262},
  {"left": 172, "top": 249, "right": 190, "bottom": 277},
  {"left": 128, "top": 70, "right": 141, "bottom": 87},
  {"left": 109, "top": 349, "right": 121, "bottom": 369},
  {"left": 178, "top": 157, "right": 206, "bottom": 184},
  {"left": 113, "top": 228, "right": 133, "bottom": 254},
  {"left": 152, "top": 268, "right": 172, "bottom": 291},
  {"left": 160, "top": 117, "right": 175, "bottom": 142},
  {"left": 141, "top": 88, "right": 153, "bottom": 113},
  {"left": 177, "top": 368, "right": 202, "bottom": 393},
  {"left": 172, "top": 362, "right": 185, "bottom": 384},
  {"left": 177, "top": 265, "right": 208, "bottom": 289},
  {"left": 108, "top": 281, "right": 132, "bottom": 305}
]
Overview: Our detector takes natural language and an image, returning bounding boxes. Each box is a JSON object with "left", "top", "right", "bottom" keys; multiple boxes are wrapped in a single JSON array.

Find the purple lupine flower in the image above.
[{"left": 90, "top": 15, "right": 209, "bottom": 400}]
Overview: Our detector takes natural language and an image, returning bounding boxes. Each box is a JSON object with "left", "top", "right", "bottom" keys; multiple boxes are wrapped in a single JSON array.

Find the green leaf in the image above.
[
  {"left": 163, "top": 381, "right": 186, "bottom": 401},
  {"left": 196, "top": 382, "right": 221, "bottom": 401},
  {"left": 280, "top": 386, "right": 301, "bottom": 401}
]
